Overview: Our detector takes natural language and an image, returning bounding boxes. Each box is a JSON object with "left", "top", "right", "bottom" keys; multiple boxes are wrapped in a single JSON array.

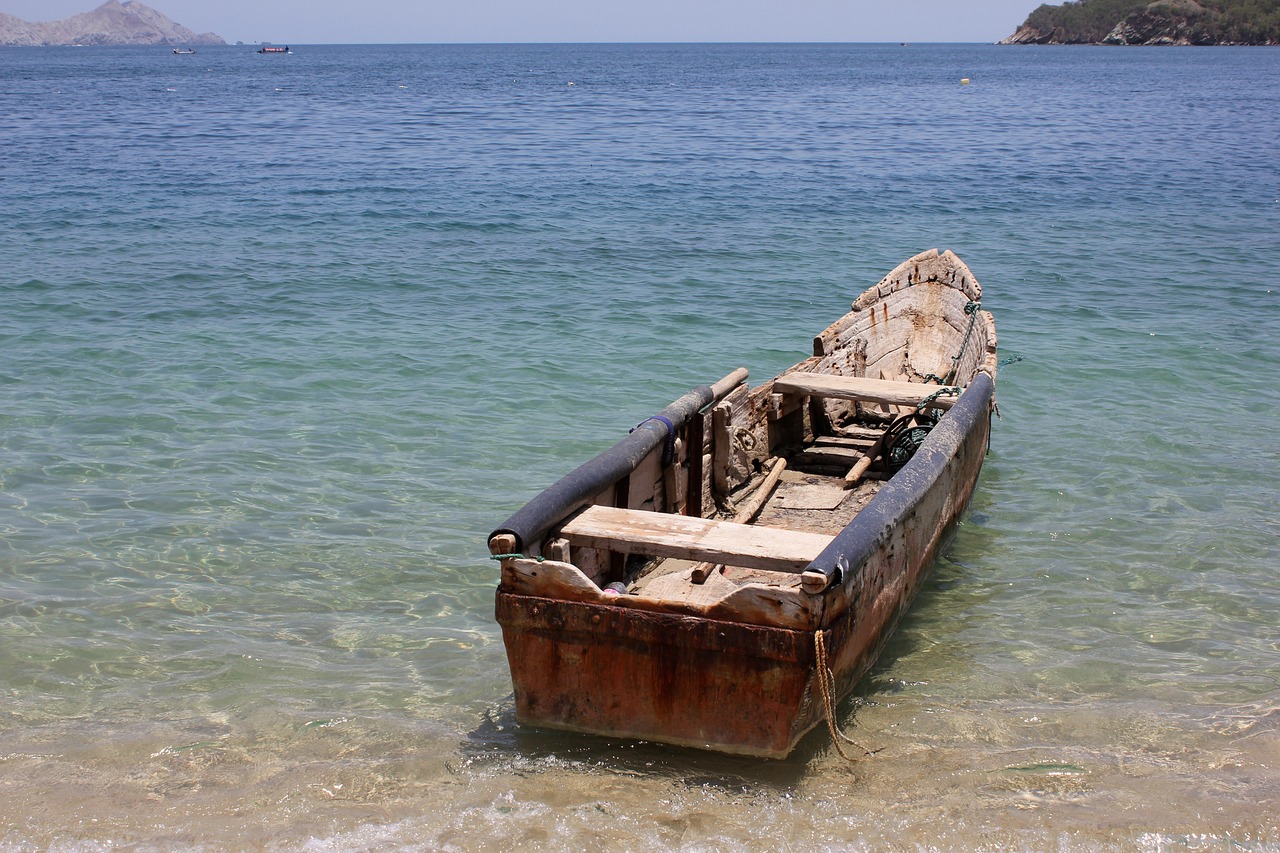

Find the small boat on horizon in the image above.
[
  {"left": 172, "top": 48, "right": 196, "bottom": 54},
  {"left": 257, "top": 45, "right": 291, "bottom": 54},
  {"left": 488, "top": 248, "right": 999, "bottom": 759}
]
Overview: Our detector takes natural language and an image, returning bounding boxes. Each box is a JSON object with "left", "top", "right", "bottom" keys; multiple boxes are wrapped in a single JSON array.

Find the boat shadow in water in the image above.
[{"left": 458, "top": 693, "right": 894, "bottom": 788}]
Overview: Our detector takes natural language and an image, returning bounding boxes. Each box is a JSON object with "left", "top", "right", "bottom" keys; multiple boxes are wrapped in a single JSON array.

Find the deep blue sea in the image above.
[{"left": 1, "top": 42, "right": 1278, "bottom": 850}]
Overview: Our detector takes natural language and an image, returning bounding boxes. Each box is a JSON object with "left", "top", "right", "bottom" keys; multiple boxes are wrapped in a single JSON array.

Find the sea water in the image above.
[{"left": 1, "top": 42, "right": 1277, "bottom": 850}]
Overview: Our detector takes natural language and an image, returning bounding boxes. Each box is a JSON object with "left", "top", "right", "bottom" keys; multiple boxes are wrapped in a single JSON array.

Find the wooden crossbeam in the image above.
[
  {"left": 773, "top": 373, "right": 956, "bottom": 410},
  {"left": 559, "top": 505, "right": 831, "bottom": 574}
]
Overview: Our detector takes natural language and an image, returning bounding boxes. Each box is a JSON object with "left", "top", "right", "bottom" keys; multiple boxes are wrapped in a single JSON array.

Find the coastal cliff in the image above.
[
  {"left": 0, "top": 0, "right": 224, "bottom": 46},
  {"left": 1001, "top": 0, "right": 1280, "bottom": 45}
]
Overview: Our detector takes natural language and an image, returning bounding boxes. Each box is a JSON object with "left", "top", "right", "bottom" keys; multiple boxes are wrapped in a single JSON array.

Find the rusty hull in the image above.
[{"left": 496, "top": 592, "right": 822, "bottom": 757}]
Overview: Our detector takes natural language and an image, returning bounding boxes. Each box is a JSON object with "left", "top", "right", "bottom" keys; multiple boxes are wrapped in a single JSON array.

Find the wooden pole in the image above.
[
  {"left": 733, "top": 458, "right": 787, "bottom": 524},
  {"left": 844, "top": 434, "right": 886, "bottom": 489},
  {"left": 708, "top": 367, "right": 749, "bottom": 403}
]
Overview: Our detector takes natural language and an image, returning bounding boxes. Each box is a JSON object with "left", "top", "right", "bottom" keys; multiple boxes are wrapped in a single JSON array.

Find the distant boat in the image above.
[
  {"left": 172, "top": 48, "right": 196, "bottom": 54},
  {"left": 257, "top": 45, "right": 291, "bottom": 54}
]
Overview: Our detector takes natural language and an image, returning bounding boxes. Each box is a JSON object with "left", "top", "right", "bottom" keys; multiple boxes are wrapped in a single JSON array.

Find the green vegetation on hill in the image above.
[{"left": 1010, "top": 0, "right": 1280, "bottom": 44}]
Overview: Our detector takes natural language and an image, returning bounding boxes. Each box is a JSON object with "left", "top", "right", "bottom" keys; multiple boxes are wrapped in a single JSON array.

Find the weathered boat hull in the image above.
[
  {"left": 490, "top": 249, "right": 997, "bottom": 758},
  {"left": 496, "top": 595, "right": 817, "bottom": 756}
]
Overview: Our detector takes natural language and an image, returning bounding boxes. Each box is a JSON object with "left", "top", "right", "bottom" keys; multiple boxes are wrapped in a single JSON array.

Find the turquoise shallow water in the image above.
[{"left": 1, "top": 43, "right": 1278, "bottom": 849}]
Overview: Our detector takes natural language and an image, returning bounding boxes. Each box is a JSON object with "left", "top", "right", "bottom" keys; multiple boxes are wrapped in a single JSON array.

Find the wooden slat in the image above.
[
  {"left": 560, "top": 505, "right": 832, "bottom": 574},
  {"left": 773, "top": 373, "right": 956, "bottom": 410}
]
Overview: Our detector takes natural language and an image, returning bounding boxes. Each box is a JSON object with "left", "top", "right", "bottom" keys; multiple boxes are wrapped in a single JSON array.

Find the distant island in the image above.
[
  {"left": 0, "top": 0, "right": 224, "bottom": 46},
  {"left": 1002, "top": 0, "right": 1280, "bottom": 45}
]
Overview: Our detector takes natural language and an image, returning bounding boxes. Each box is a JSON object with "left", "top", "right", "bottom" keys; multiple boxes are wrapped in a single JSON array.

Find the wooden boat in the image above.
[{"left": 488, "top": 249, "right": 998, "bottom": 758}]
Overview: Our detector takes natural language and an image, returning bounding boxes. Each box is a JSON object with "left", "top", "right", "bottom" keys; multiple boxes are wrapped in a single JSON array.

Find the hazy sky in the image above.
[{"left": 1, "top": 1, "right": 1042, "bottom": 44}]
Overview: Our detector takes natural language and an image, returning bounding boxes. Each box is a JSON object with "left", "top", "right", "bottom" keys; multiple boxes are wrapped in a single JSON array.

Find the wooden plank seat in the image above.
[
  {"left": 559, "top": 505, "right": 833, "bottom": 574},
  {"left": 773, "top": 373, "right": 957, "bottom": 410}
]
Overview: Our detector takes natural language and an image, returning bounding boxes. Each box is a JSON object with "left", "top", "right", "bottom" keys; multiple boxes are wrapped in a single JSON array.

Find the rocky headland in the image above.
[
  {"left": 1001, "top": 0, "right": 1280, "bottom": 45},
  {"left": 0, "top": 0, "right": 223, "bottom": 46}
]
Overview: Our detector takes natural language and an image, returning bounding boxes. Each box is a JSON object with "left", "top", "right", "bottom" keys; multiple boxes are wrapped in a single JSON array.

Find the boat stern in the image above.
[{"left": 495, "top": 591, "right": 821, "bottom": 758}]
